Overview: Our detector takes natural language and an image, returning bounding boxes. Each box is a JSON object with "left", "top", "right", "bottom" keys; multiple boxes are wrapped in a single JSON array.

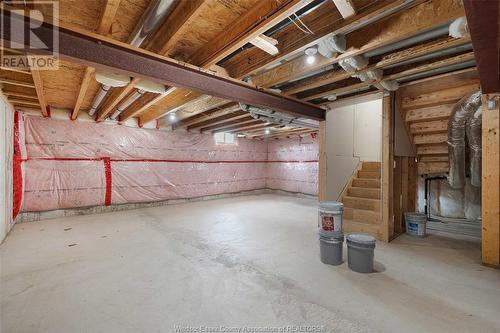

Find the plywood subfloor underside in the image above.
[{"left": 1, "top": 194, "right": 499, "bottom": 333}]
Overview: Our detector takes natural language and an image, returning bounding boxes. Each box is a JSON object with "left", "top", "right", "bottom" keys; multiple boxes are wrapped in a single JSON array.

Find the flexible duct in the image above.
[
  {"left": 449, "top": 17, "right": 468, "bottom": 38},
  {"left": 88, "top": 0, "right": 175, "bottom": 117},
  {"left": 338, "top": 55, "right": 368, "bottom": 74},
  {"left": 317, "top": 35, "right": 346, "bottom": 58},
  {"left": 447, "top": 90, "right": 481, "bottom": 188},
  {"left": 88, "top": 72, "right": 131, "bottom": 116},
  {"left": 239, "top": 103, "right": 319, "bottom": 129},
  {"left": 466, "top": 107, "right": 482, "bottom": 187},
  {"left": 110, "top": 80, "right": 167, "bottom": 120}
]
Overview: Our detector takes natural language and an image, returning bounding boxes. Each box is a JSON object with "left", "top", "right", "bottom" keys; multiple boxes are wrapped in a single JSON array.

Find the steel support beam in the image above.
[
  {"left": 463, "top": 0, "right": 500, "bottom": 94},
  {"left": 0, "top": 10, "right": 325, "bottom": 120}
]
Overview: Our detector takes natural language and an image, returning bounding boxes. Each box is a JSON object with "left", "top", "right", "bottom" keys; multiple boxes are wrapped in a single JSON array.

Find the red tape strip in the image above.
[
  {"left": 23, "top": 157, "right": 318, "bottom": 163},
  {"left": 103, "top": 157, "right": 112, "bottom": 206},
  {"left": 12, "top": 112, "right": 23, "bottom": 220}
]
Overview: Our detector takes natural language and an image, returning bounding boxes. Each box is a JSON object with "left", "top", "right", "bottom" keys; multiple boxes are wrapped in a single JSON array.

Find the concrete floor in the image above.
[{"left": 1, "top": 194, "right": 499, "bottom": 333}]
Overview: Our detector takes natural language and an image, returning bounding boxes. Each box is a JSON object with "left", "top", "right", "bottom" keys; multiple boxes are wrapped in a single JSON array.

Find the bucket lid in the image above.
[
  {"left": 319, "top": 228, "right": 343, "bottom": 237},
  {"left": 319, "top": 233, "right": 344, "bottom": 241},
  {"left": 319, "top": 201, "right": 344, "bottom": 210},
  {"left": 404, "top": 212, "right": 426, "bottom": 222},
  {"left": 346, "top": 233, "right": 376, "bottom": 247}
]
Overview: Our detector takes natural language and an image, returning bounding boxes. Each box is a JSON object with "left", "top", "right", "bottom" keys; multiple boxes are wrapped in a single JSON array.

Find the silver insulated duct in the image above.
[
  {"left": 447, "top": 90, "right": 481, "bottom": 189},
  {"left": 239, "top": 103, "right": 319, "bottom": 129},
  {"left": 466, "top": 107, "right": 482, "bottom": 187}
]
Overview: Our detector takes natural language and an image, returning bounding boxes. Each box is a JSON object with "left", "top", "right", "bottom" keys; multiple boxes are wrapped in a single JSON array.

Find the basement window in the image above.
[{"left": 214, "top": 132, "right": 235, "bottom": 145}]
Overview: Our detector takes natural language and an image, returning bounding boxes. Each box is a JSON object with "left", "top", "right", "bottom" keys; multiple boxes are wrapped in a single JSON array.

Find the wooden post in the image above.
[
  {"left": 482, "top": 94, "right": 500, "bottom": 268},
  {"left": 381, "top": 93, "right": 394, "bottom": 242},
  {"left": 318, "top": 121, "right": 327, "bottom": 201}
]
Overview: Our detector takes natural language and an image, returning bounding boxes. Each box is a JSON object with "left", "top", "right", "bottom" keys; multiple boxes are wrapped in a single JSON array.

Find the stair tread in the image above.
[
  {"left": 344, "top": 196, "right": 380, "bottom": 202},
  {"left": 349, "top": 187, "right": 381, "bottom": 192}
]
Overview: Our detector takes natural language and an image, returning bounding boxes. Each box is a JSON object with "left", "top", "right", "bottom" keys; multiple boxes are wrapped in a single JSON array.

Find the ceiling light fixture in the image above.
[
  {"left": 264, "top": 128, "right": 271, "bottom": 135},
  {"left": 168, "top": 112, "right": 177, "bottom": 123},
  {"left": 305, "top": 47, "right": 318, "bottom": 65}
]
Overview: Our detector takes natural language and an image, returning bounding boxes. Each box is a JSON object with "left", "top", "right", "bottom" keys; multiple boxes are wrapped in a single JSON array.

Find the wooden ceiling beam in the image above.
[
  {"left": 73, "top": 0, "right": 121, "bottom": 120},
  {"left": 310, "top": 51, "right": 476, "bottom": 103},
  {"left": 251, "top": 0, "right": 465, "bottom": 88},
  {"left": 144, "top": 0, "right": 207, "bottom": 56},
  {"left": 188, "top": 0, "right": 312, "bottom": 68},
  {"left": 223, "top": 122, "right": 270, "bottom": 133},
  {"left": 71, "top": 67, "right": 94, "bottom": 120},
  {"left": 30, "top": 68, "right": 49, "bottom": 117},
  {"left": 0, "top": 66, "right": 31, "bottom": 75},
  {"left": 96, "top": 78, "right": 140, "bottom": 122},
  {"left": 96, "top": 0, "right": 122, "bottom": 35},
  {"left": 125, "top": 0, "right": 209, "bottom": 123},
  {"left": 138, "top": 90, "right": 204, "bottom": 125},
  {"left": 383, "top": 51, "right": 476, "bottom": 81},
  {"left": 119, "top": 90, "right": 171, "bottom": 121},
  {"left": 201, "top": 117, "right": 258, "bottom": 133},
  {"left": 0, "top": 13, "right": 325, "bottom": 121},
  {"left": 253, "top": 128, "right": 316, "bottom": 139},
  {"left": 0, "top": 78, "right": 35, "bottom": 88},
  {"left": 7, "top": 98, "right": 39, "bottom": 106},
  {"left": 138, "top": 0, "right": 314, "bottom": 124},
  {"left": 283, "top": 36, "right": 471, "bottom": 95},
  {"left": 172, "top": 101, "right": 237, "bottom": 129},
  {"left": 227, "top": 0, "right": 416, "bottom": 80},
  {"left": 2, "top": 91, "right": 38, "bottom": 99},
  {"left": 187, "top": 112, "right": 249, "bottom": 131}
]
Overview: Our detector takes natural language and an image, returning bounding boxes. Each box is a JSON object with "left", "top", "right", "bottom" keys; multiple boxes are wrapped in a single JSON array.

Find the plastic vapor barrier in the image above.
[
  {"left": 17, "top": 114, "right": 319, "bottom": 212},
  {"left": 266, "top": 135, "right": 319, "bottom": 195}
]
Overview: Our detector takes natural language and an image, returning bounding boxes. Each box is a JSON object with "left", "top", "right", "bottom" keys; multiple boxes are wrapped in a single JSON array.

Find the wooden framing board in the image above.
[
  {"left": 381, "top": 93, "right": 394, "bottom": 242},
  {"left": 30, "top": 68, "right": 49, "bottom": 117},
  {"left": 319, "top": 121, "right": 327, "bottom": 201},
  {"left": 481, "top": 94, "right": 500, "bottom": 268},
  {"left": 71, "top": 67, "right": 94, "bottom": 120}
]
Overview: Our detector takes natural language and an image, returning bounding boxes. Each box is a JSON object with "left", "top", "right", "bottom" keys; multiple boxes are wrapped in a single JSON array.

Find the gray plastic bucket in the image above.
[
  {"left": 319, "top": 232, "right": 344, "bottom": 266},
  {"left": 318, "top": 201, "right": 344, "bottom": 237},
  {"left": 346, "top": 233, "right": 376, "bottom": 273},
  {"left": 405, "top": 212, "right": 427, "bottom": 237}
]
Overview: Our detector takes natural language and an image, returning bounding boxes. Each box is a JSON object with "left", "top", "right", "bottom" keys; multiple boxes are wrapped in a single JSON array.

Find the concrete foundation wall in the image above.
[{"left": 0, "top": 94, "right": 14, "bottom": 243}]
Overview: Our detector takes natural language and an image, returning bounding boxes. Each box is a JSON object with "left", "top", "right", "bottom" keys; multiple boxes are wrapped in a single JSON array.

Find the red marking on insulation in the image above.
[
  {"left": 103, "top": 157, "right": 112, "bottom": 206},
  {"left": 22, "top": 157, "right": 318, "bottom": 164},
  {"left": 13, "top": 112, "right": 23, "bottom": 220}
]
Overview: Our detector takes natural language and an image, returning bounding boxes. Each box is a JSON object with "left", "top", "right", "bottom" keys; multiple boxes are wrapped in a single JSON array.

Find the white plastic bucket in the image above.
[
  {"left": 318, "top": 201, "right": 344, "bottom": 236},
  {"left": 405, "top": 213, "right": 427, "bottom": 237}
]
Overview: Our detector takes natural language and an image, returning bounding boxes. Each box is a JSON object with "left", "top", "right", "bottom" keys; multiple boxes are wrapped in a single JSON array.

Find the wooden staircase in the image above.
[{"left": 340, "top": 162, "right": 383, "bottom": 240}]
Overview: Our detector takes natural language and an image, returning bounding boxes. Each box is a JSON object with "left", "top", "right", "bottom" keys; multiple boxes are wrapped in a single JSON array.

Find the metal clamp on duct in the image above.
[
  {"left": 239, "top": 103, "right": 319, "bottom": 129},
  {"left": 447, "top": 90, "right": 481, "bottom": 188}
]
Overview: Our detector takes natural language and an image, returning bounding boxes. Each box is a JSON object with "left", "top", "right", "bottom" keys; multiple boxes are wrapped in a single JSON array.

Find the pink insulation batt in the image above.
[
  {"left": 18, "top": 114, "right": 318, "bottom": 212},
  {"left": 266, "top": 135, "right": 319, "bottom": 195}
]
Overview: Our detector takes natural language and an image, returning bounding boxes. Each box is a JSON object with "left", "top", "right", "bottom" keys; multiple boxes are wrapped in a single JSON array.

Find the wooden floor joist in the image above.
[
  {"left": 29, "top": 68, "right": 49, "bottom": 117},
  {"left": 251, "top": 0, "right": 466, "bottom": 88}
]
